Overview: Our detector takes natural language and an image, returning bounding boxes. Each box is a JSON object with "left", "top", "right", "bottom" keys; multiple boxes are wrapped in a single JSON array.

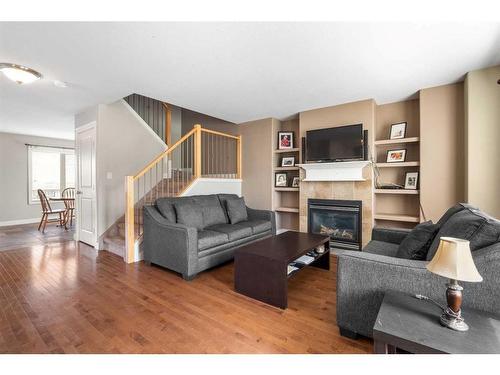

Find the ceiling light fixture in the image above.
[{"left": 0, "top": 63, "right": 42, "bottom": 84}]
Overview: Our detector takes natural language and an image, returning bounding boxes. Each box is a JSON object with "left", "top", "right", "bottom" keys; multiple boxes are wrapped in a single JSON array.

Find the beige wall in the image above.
[
  {"left": 465, "top": 65, "right": 500, "bottom": 218},
  {"left": 0, "top": 132, "right": 73, "bottom": 225},
  {"left": 75, "top": 100, "right": 167, "bottom": 238},
  {"left": 299, "top": 99, "right": 375, "bottom": 246},
  {"left": 420, "top": 83, "right": 465, "bottom": 222},
  {"left": 238, "top": 118, "right": 275, "bottom": 210},
  {"left": 181, "top": 108, "right": 238, "bottom": 136}
]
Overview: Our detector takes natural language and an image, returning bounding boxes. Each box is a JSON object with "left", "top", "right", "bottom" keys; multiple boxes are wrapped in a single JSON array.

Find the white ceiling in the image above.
[{"left": 1, "top": 22, "right": 499, "bottom": 140}]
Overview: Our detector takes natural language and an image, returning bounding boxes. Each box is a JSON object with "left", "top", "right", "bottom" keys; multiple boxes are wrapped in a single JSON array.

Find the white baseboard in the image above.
[
  {"left": 276, "top": 228, "right": 289, "bottom": 235},
  {"left": 0, "top": 218, "right": 40, "bottom": 227}
]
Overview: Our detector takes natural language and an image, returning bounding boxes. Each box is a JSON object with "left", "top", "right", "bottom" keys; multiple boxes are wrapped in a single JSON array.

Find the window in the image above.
[{"left": 28, "top": 145, "right": 75, "bottom": 204}]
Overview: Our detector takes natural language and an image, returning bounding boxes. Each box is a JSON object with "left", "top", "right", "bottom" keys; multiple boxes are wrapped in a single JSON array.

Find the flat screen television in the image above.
[{"left": 306, "top": 124, "right": 363, "bottom": 162}]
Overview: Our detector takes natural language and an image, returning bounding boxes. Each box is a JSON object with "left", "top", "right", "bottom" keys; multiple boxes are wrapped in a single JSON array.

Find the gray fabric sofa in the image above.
[
  {"left": 143, "top": 194, "right": 276, "bottom": 280},
  {"left": 335, "top": 204, "right": 500, "bottom": 339}
]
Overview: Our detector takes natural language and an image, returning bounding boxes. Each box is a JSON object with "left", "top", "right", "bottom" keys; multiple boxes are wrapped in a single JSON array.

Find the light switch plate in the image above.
[{"left": 106, "top": 172, "right": 113, "bottom": 180}]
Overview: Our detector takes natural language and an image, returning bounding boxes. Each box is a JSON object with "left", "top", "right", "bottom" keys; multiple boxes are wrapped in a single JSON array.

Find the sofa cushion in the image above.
[
  {"left": 217, "top": 194, "right": 239, "bottom": 223},
  {"left": 156, "top": 196, "right": 197, "bottom": 222},
  {"left": 436, "top": 203, "right": 475, "bottom": 226},
  {"left": 192, "top": 194, "right": 227, "bottom": 228},
  {"left": 246, "top": 220, "right": 272, "bottom": 235},
  {"left": 206, "top": 223, "right": 252, "bottom": 241},
  {"left": 427, "top": 206, "right": 500, "bottom": 261},
  {"left": 174, "top": 201, "right": 204, "bottom": 230},
  {"left": 155, "top": 198, "right": 178, "bottom": 222},
  {"left": 226, "top": 197, "right": 248, "bottom": 224},
  {"left": 198, "top": 230, "right": 229, "bottom": 251},
  {"left": 396, "top": 221, "right": 440, "bottom": 260},
  {"left": 363, "top": 240, "right": 400, "bottom": 257}
]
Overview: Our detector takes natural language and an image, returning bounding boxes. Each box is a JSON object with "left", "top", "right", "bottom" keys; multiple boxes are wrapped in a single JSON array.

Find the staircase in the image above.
[
  {"left": 124, "top": 93, "right": 171, "bottom": 144},
  {"left": 102, "top": 122, "right": 242, "bottom": 262},
  {"left": 102, "top": 170, "right": 192, "bottom": 256}
]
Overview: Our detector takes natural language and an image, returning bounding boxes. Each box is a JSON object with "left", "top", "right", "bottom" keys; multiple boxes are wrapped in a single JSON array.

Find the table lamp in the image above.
[{"left": 426, "top": 237, "right": 483, "bottom": 331}]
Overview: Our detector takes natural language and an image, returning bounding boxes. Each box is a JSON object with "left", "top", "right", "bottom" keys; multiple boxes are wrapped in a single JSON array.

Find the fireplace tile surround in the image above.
[{"left": 299, "top": 166, "right": 373, "bottom": 247}]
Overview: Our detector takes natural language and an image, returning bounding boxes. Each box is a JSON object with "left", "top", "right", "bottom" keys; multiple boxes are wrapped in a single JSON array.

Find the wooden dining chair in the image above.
[
  {"left": 37, "top": 189, "right": 66, "bottom": 233},
  {"left": 62, "top": 187, "right": 76, "bottom": 227}
]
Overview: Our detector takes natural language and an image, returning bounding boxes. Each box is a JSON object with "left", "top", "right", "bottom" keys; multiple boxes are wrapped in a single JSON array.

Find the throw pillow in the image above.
[
  {"left": 426, "top": 203, "right": 478, "bottom": 259},
  {"left": 396, "top": 221, "right": 440, "bottom": 260},
  {"left": 226, "top": 197, "right": 248, "bottom": 225},
  {"left": 155, "top": 198, "right": 176, "bottom": 222},
  {"left": 426, "top": 207, "right": 500, "bottom": 260},
  {"left": 174, "top": 201, "right": 204, "bottom": 230},
  {"left": 217, "top": 194, "right": 239, "bottom": 223},
  {"left": 193, "top": 195, "right": 227, "bottom": 227}
]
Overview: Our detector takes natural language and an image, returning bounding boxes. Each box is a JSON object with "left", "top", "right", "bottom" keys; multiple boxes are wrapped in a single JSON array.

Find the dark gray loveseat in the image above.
[
  {"left": 143, "top": 194, "right": 276, "bottom": 280},
  {"left": 336, "top": 204, "right": 500, "bottom": 339}
]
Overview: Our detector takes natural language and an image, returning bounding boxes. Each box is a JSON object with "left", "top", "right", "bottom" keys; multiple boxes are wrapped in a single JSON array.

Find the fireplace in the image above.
[{"left": 308, "top": 199, "right": 362, "bottom": 251}]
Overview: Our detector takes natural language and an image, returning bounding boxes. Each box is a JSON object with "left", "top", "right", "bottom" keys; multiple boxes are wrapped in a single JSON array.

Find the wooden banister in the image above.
[
  {"left": 195, "top": 124, "right": 202, "bottom": 178},
  {"left": 201, "top": 127, "right": 240, "bottom": 140},
  {"left": 133, "top": 127, "right": 198, "bottom": 180},
  {"left": 125, "top": 175, "right": 135, "bottom": 263},
  {"left": 237, "top": 134, "right": 242, "bottom": 179}
]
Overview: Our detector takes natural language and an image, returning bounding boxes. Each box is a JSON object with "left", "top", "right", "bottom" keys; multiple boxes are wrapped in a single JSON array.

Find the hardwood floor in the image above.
[
  {"left": 0, "top": 223, "right": 75, "bottom": 252},
  {"left": 0, "top": 224, "right": 372, "bottom": 354}
]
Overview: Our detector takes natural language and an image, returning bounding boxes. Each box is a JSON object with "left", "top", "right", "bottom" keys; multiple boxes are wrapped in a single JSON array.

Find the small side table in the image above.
[{"left": 373, "top": 291, "right": 500, "bottom": 354}]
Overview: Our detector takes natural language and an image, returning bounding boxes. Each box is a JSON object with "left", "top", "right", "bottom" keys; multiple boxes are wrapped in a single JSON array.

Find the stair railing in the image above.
[{"left": 124, "top": 124, "right": 242, "bottom": 263}]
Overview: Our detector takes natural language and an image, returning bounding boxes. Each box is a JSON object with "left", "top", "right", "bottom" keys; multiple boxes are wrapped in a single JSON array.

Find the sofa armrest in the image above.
[
  {"left": 336, "top": 249, "right": 428, "bottom": 269},
  {"left": 246, "top": 207, "right": 276, "bottom": 235},
  {"left": 371, "top": 227, "right": 411, "bottom": 245},
  {"left": 335, "top": 250, "right": 443, "bottom": 337},
  {"left": 143, "top": 205, "right": 198, "bottom": 277}
]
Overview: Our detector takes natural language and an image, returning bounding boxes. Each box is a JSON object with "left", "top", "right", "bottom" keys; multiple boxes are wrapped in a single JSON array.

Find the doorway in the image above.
[{"left": 75, "top": 122, "right": 97, "bottom": 247}]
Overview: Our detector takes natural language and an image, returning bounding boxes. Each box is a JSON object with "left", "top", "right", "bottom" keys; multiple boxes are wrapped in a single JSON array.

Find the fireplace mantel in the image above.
[{"left": 297, "top": 161, "right": 371, "bottom": 182}]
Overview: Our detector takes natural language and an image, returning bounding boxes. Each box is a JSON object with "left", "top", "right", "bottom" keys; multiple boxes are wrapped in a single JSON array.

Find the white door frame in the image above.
[{"left": 75, "top": 122, "right": 98, "bottom": 248}]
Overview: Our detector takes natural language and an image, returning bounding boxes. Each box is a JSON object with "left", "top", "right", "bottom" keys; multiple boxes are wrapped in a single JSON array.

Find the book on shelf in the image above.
[
  {"left": 288, "top": 261, "right": 306, "bottom": 270},
  {"left": 294, "top": 255, "right": 315, "bottom": 265},
  {"left": 287, "top": 265, "right": 299, "bottom": 275}
]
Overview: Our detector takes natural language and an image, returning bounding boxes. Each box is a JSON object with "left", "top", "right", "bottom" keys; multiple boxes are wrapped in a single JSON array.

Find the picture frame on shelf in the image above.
[
  {"left": 278, "top": 131, "right": 294, "bottom": 150},
  {"left": 386, "top": 149, "right": 407, "bottom": 163},
  {"left": 291, "top": 177, "right": 300, "bottom": 188},
  {"left": 275, "top": 173, "right": 288, "bottom": 187},
  {"left": 404, "top": 172, "right": 419, "bottom": 190},
  {"left": 389, "top": 122, "right": 407, "bottom": 139},
  {"left": 281, "top": 156, "right": 295, "bottom": 167}
]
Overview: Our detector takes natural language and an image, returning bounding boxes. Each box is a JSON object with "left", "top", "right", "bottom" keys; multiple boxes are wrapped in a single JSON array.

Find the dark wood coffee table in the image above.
[
  {"left": 234, "top": 231, "right": 330, "bottom": 309},
  {"left": 373, "top": 291, "right": 500, "bottom": 354}
]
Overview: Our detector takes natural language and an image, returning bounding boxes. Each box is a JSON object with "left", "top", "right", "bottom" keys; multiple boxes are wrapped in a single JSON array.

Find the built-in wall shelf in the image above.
[
  {"left": 275, "top": 187, "right": 299, "bottom": 192},
  {"left": 374, "top": 137, "right": 420, "bottom": 146},
  {"left": 375, "top": 189, "right": 419, "bottom": 195},
  {"left": 376, "top": 161, "right": 420, "bottom": 168},
  {"left": 374, "top": 101, "right": 421, "bottom": 228},
  {"left": 275, "top": 207, "right": 299, "bottom": 213},
  {"left": 274, "top": 166, "right": 300, "bottom": 171},
  {"left": 374, "top": 213, "right": 420, "bottom": 223},
  {"left": 274, "top": 148, "right": 300, "bottom": 154},
  {"left": 273, "top": 119, "right": 301, "bottom": 233}
]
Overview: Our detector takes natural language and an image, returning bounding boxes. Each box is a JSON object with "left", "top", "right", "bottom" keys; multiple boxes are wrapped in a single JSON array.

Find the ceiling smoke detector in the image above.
[
  {"left": 0, "top": 62, "right": 42, "bottom": 84},
  {"left": 53, "top": 80, "right": 68, "bottom": 88}
]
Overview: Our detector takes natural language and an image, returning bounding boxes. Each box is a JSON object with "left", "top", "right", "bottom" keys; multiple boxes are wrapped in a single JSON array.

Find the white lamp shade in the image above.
[{"left": 427, "top": 237, "right": 483, "bottom": 282}]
